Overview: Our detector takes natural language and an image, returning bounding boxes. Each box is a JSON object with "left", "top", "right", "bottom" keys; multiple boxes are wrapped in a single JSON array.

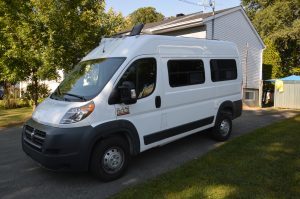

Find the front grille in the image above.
[{"left": 23, "top": 125, "right": 46, "bottom": 152}]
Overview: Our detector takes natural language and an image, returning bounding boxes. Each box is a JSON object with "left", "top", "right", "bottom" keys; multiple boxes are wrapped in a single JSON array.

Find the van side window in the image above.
[
  {"left": 210, "top": 59, "right": 237, "bottom": 82},
  {"left": 118, "top": 58, "right": 156, "bottom": 99},
  {"left": 167, "top": 60, "right": 205, "bottom": 87}
]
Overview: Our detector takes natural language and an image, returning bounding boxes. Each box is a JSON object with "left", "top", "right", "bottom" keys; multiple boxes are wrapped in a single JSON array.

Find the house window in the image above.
[
  {"left": 245, "top": 91, "right": 255, "bottom": 100},
  {"left": 210, "top": 59, "right": 237, "bottom": 82},
  {"left": 167, "top": 60, "right": 205, "bottom": 87}
]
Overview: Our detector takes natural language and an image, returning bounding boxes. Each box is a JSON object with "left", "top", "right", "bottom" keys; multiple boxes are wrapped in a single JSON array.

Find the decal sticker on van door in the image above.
[{"left": 117, "top": 106, "right": 130, "bottom": 116}]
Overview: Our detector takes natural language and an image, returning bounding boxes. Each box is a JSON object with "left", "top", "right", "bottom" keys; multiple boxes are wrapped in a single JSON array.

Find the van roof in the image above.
[{"left": 81, "top": 35, "right": 239, "bottom": 62}]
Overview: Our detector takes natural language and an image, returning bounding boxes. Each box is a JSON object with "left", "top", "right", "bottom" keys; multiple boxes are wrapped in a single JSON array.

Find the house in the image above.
[
  {"left": 18, "top": 70, "right": 64, "bottom": 97},
  {"left": 119, "top": 6, "right": 265, "bottom": 107}
]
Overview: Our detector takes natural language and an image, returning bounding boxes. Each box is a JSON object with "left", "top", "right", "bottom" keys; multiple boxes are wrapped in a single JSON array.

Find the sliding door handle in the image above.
[{"left": 155, "top": 96, "right": 161, "bottom": 108}]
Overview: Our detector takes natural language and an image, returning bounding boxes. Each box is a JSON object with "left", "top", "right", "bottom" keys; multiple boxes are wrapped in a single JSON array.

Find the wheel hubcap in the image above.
[
  {"left": 102, "top": 147, "right": 124, "bottom": 174},
  {"left": 220, "top": 119, "right": 230, "bottom": 136}
]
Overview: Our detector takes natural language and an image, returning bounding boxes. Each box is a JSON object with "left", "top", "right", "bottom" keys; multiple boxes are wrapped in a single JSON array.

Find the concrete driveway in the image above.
[{"left": 0, "top": 109, "right": 299, "bottom": 199}]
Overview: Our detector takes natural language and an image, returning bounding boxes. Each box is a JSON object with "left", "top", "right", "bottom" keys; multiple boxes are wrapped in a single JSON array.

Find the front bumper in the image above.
[{"left": 22, "top": 119, "right": 93, "bottom": 171}]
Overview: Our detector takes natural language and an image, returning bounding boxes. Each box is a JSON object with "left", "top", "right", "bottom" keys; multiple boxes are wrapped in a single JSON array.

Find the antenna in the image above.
[
  {"left": 178, "top": 0, "right": 216, "bottom": 39},
  {"left": 178, "top": 0, "right": 215, "bottom": 14},
  {"left": 178, "top": 0, "right": 202, "bottom": 6}
]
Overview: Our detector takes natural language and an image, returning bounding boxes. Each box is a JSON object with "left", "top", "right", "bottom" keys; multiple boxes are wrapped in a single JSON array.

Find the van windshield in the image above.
[{"left": 51, "top": 57, "right": 126, "bottom": 102}]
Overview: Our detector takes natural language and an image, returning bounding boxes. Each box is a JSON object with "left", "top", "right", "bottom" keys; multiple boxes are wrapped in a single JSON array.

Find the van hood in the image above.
[{"left": 32, "top": 98, "right": 90, "bottom": 127}]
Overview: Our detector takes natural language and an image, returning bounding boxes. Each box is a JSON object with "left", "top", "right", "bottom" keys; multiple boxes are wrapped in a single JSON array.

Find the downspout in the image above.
[
  {"left": 259, "top": 49, "right": 264, "bottom": 107},
  {"left": 245, "top": 42, "right": 249, "bottom": 89},
  {"left": 211, "top": 7, "right": 215, "bottom": 39}
]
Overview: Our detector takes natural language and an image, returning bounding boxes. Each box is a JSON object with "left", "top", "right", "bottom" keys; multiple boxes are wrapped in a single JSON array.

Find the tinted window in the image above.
[
  {"left": 118, "top": 58, "right": 156, "bottom": 99},
  {"left": 167, "top": 60, "right": 205, "bottom": 87},
  {"left": 210, "top": 59, "right": 237, "bottom": 82}
]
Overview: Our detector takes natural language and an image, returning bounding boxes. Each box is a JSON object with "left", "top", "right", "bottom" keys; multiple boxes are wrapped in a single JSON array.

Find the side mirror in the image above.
[{"left": 118, "top": 81, "right": 137, "bottom": 105}]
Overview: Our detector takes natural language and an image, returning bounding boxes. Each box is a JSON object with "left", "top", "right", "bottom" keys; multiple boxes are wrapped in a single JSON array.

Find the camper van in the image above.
[{"left": 22, "top": 34, "right": 242, "bottom": 181}]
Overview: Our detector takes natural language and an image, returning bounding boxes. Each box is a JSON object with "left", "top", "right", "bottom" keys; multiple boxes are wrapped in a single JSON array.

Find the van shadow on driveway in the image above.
[{"left": 0, "top": 109, "right": 299, "bottom": 199}]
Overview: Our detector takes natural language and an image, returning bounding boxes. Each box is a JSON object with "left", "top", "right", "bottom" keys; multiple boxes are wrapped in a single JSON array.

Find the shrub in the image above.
[
  {"left": 23, "top": 83, "right": 50, "bottom": 101},
  {"left": 0, "top": 84, "right": 30, "bottom": 109},
  {"left": 0, "top": 83, "right": 50, "bottom": 109},
  {"left": 0, "top": 98, "right": 30, "bottom": 109}
]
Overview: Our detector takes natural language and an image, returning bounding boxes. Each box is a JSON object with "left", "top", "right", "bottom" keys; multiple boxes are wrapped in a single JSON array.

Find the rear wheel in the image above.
[
  {"left": 90, "top": 136, "right": 129, "bottom": 182},
  {"left": 211, "top": 112, "right": 232, "bottom": 141}
]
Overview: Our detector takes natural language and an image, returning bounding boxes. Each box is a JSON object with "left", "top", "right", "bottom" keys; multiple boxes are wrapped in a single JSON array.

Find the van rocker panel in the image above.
[{"left": 144, "top": 116, "right": 214, "bottom": 145}]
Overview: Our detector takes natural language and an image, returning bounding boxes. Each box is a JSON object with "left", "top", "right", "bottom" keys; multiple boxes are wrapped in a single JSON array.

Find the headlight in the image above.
[{"left": 60, "top": 101, "right": 95, "bottom": 124}]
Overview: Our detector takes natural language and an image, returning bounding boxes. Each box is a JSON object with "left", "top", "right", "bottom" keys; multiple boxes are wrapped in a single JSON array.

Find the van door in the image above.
[
  {"left": 114, "top": 56, "right": 162, "bottom": 151},
  {"left": 159, "top": 58, "right": 215, "bottom": 142}
]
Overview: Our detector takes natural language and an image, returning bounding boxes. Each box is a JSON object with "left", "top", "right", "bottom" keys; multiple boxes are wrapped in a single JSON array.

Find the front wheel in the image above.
[
  {"left": 211, "top": 112, "right": 232, "bottom": 141},
  {"left": 90, "top": 136, "right": 129, "bottom": 182}
]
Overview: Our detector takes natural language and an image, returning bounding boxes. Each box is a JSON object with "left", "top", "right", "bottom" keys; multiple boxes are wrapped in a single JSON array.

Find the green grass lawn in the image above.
[
  {"left": 0, "top": 107, "right": 32, "bottom": 129},
  {"left": 112, "top": 115, "right": 300, "bottom": 199}
]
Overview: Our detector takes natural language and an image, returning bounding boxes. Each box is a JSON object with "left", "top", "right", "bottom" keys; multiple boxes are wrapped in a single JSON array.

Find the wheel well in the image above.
[
  {"left": 217, "top": 101, "right": 234, "bottom": 119},
  {"left": 222, "top": 107, "right": 233, "bottom": 115},
  {"left": 88, "top": 132, "right": 135, "bottom": 170}
]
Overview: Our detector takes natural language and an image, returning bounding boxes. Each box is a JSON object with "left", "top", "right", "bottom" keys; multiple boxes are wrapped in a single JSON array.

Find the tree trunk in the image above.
[
  {"left": 32, "top": 75, "right": 39, "bottom": 108},
  {"left": 2, "top": 81, "right": 17, "bottom": 109},
  {"left": 3, "top": 81, "right": 9, "bottom": 98},
  {"left": 3, "top": 81, "right": 10, "bottom": 107}
]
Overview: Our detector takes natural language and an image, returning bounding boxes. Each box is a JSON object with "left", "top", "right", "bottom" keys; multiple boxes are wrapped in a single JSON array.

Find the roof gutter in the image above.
[{"left": 146, "top": 18, "right": 204, "bottom": 34}]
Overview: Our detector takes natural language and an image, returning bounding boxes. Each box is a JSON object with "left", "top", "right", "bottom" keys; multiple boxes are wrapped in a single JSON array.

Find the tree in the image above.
[
  {"left": 271, "top": 18, "right": 300, "bottom": 75},
  {"left": 242, "top": 0, "right": 300, "bottom": 76},
  {"left": 0, "top": 0, "right": 40, "bottom": 102},
  {"left": 128, "top": 7, "right": 164, "bottom": 27},
  {"left": 105, "top": 8, "right": 127, "bottom": 36},
  {"left": 262, "top": 38, "right": 282, "bottom": 80},
  {"left": 0, "top": 0, "right": 125, "bottom": 106},
  {"left": 241, "top": 0, "right": 274, "bottom": 20},
  {"left": 30, "top": 0, "right": 125, "bottom": 73}
]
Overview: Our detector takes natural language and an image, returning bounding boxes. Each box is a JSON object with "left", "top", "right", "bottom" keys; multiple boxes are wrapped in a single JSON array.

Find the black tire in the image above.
[
  {"left": 211, "top": 112, "right": 232, "bottom": 141},
  {"left": 90, "top": 136, "right": 129, "bottom": 182}
]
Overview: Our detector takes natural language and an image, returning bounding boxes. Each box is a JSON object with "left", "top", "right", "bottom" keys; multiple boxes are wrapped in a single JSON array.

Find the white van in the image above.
[{"left": 22, "top": 34, "right": 242, "bottom": 181}]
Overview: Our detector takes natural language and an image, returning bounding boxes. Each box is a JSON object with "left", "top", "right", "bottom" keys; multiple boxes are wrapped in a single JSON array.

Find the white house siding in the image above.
[{"left": 205, "top": 10, "right": 264, "bottom": 90}]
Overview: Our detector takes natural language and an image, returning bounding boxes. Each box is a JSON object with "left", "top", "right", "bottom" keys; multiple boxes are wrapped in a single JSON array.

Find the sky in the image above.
[{"left": 106, "top": 0, "right": 241, "bottom": 17}]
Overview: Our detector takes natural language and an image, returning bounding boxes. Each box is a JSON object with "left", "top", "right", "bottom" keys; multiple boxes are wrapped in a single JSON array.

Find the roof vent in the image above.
[
  {"left": 129, "top": 24, "right": 144, "bottom": 36},
  {"left": 176, "top": 13, "right": 185, "bottom": 17}
]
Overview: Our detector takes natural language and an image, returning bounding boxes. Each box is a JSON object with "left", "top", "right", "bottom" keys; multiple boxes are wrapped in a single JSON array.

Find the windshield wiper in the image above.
[
  {"left": 62, "top": 93, "right": 87, "bottom": 101},
  {"left": 50, "top": 86, "right": 61, "bottom": 100},
  {"left": 57, "top": 85, "right": 62, "bottom": 95}
]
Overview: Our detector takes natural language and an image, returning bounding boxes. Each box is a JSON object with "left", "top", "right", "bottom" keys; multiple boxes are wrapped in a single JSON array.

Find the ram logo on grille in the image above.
[{"left": 30, "top": 131, "right": 35, "bottom": 140}]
